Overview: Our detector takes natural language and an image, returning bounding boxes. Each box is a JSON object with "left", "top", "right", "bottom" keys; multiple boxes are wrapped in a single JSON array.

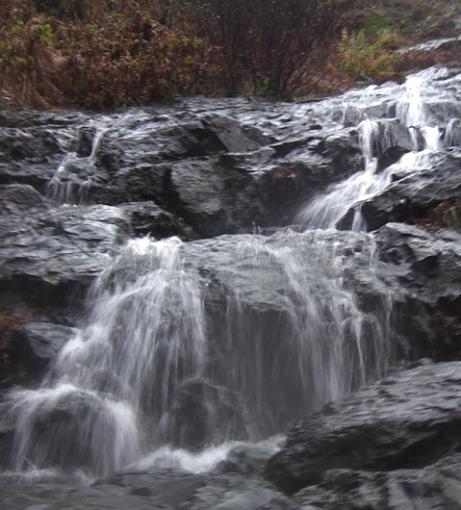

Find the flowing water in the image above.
[
  {"left": 1, "top": 66, "right": 460, "bottom": 504},
  {"left": 297, "top": 68, "right": 457, "bottom": 229}
]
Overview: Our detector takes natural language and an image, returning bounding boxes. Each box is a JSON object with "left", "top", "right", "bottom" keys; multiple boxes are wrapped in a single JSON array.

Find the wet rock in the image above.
[
  {"left": 0, "top": 470, "right": 298, "bottom": 510},
  {"left": 295, "top": 454, "right": 461, "bottom": 509},
  {"left": 119, "top": 201, "right": 192, "bottom": 239},
  {"left": 0, "top": 183, "right": 50, "bottom": 215},
  {"left": 265, "top": 362, "right": 461, "bottom": 495},
  {"left": 217, "top": 442, "right": 281, "bottom": 476},
  {"left": 374, "top": 223, "right": 461, "bottom": 358},
  {"left": 377, "top": 146, "right": 410, "bottom": 171},
  {"left": 372, "top": 118, "right": 415, "bottom": 155},
  {"left": 169, "top": 379, "right": 243, "bottom": 450},
  {"left": 170, "top": 159, "right": 262, "bottom": 236},
  {"left": 6, "top": 321, "right": 76, "bottom": 376},
  {"left": 0, "top": 189, "right": 131, "bottom": 311},
  {"left": 1, "top": 389, "right": 125, "bottom": 473},
  {"left": 0, "top": 110, "right": 86, "bottom": 129},
  {"left": 362, "top": 149, "right": 461, "bottom": 230}
]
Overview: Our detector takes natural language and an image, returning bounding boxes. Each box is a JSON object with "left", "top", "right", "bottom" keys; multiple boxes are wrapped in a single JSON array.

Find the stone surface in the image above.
[
  {"left": 6, "top": 321, "right": 76, "bottom": 374},
  {"left": 265, "top": 362, "right": 461, "bottom": 495},
  {"left": 374, "top": 223, "right": 461, "bottom": 358},
  {"left": 294, "top": 454, "right": 461, "bottom": 510},
  {"left": 362, "top": 149, "right": 461, "bottom": 230},
  {"left": 0, "top": 184, "right": 131, "bottom": 314}
]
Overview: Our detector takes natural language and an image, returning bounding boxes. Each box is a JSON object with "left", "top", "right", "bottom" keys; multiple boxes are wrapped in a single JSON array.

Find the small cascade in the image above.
[
  {"left": 48, "top": 125, "right": 109, "bottom": 204},
  {"left": 1, "top": 230, "right": 395, "bottom": 478},
  {"left": 296, "top": 119, "right": 392, "bottom": 230},
  {"left": 297, "top": 68, "right": 451, "bottom": 230},
  {"left": 1, "top": 237, "right": 207, "bottom": 477}
]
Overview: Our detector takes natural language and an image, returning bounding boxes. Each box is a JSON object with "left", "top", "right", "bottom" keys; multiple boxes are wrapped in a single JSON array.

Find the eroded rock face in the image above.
[
  {"left": 374, "top": 223, "right": 461, "bottom": 359},
  {"left": 4, "top": 322, "right": 76, "bottom": 379},
  {"left": 294, "top": 454, "right": 461, "bottom": 510},
  {"left": 265, "top": 362, "right": 461, "bottom": 498},
  {"left": 0, "top": 185, "right": 131, "bottom": 313},
  {"left": 362, "top": 149, "right": 461, "bottom": 230}
]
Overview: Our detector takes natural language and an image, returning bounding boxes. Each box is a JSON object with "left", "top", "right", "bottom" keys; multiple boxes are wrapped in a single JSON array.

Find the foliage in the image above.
[
  {"left": 338, "top": 27, "right": 403, "bottom": 81},
  {"left": 195, "top": 0, "right": 355, "bottom": 97},
  {"left": 0, "top": 0, "right": 458, "bottom": 108},
  {"left": 0, "top": 0, "right": 213, "bottom": 108}
]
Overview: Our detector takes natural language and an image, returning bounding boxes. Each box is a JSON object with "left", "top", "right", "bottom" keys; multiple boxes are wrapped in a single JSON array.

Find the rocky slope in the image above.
[{"left": 0, "top": 66, "right": 460, "bottom": 508}]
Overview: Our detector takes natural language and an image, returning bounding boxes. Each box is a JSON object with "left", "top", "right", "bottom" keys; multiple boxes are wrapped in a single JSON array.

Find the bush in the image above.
[
  {"left": 196, "top": 0, "right": 356, "bottom": 97},
  {"left": 338, "top": 27, "right": 403, "bottom": 81},
  {"left": 0, "top": 0, "right": 213, "bottom": 108}
]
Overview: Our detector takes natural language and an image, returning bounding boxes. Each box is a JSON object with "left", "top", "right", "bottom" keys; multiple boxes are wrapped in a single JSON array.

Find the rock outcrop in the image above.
[{"left": 266, "top": 362, "right": 461, "bottom": 507}]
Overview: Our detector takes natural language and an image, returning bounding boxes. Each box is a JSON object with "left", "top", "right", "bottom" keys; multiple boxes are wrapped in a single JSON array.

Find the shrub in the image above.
[
  {"left": 338, "top": 27, "right": 403, "bottom": 81},
  {"left": 0, "top": 0, "right": 214, "bottom": 108},
  {"left": 195, "top": 0, "right": 357, "bottom": 97}
]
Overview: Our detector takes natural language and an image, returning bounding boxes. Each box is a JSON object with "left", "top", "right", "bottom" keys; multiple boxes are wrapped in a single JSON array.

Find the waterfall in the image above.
[
  {"left": 297, "top": 68, "right": 451, "bottom": 230},
  {"left": 2, "top": 66, "right": 457, "bottom": 485},
  {"left": 48, "top": 125, "right": 109, "bottom": 204},
  {"left": 0, "top": 229, "right": 394, "bottom": 478}
]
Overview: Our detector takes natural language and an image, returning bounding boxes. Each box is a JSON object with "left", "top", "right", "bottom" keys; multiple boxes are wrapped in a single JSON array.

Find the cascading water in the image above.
[
  {"left": 1, "top": 66, "right": 459, "bottom": 494},
  {"left": 48, "top": 124, "right": 109, "bottom": 203},
  {"left": 0, "top": 228, "right": 395, "bottom": 479},
  {"left": 297, "top": 68, "right": 453, "bottom": 230}
]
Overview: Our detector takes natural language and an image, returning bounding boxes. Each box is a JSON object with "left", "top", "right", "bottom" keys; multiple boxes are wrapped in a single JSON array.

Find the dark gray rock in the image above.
[
  {"left": 294, "top": 454, "right": 461, "bottom": 510},
  {"left": 374, "top": 223, "right": 461, "bottom": 359},
  {"left": 0, "top": 470, "right": 298, "bottom": 510},
  {"left": 265, "top": 362, "right": 461, "bottom": 495},
  {"left": 362, "top": 149, "right": 461, "bottom": 230},
  {"left": 6, "top": 321, "right": 75, "bottom": 374},
  {"left": 118, "top": 201, "right": 191, "bottom": 239},
  {"left": 377, "top": 146, "right": 410, "bottom": 171},
  {"left": 169, "top": 379, "right": 244, "bottom": 451},
  {"left": 0, "top": 186, "right": 131, "bottom": 311}
]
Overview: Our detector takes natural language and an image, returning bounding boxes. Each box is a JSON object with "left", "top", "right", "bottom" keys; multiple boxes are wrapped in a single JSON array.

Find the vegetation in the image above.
[{"left": 0, "top": 0, "right": 459, "bottom": 109}]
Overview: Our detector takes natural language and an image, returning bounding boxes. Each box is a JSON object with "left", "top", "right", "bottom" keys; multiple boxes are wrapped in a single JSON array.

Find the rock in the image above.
[
  {"left": 119, "top": 201, "right": 193, "bottom": 239},
  {"left": 373, "top": 223, "right": 461, "bottom": 359},
  {"left": 362, "top": 149, "right": 461, "bottom": 230},
  {"left": 217, "top": 441, "right": 282, "bottom": 476},
  {"left": 0, "top": 387, "right": 130, "bottom": 474},
  {"left": 377, "top": 146, "right": 410, "bottom": 171},
  {"left": 295, "top": 454, "right": 461, "bottom": 509},
  {"left": 0, "top": 469, "right": 298, "bottom": 509},
  {"left": 0, "top": 186, "right": 131, "bottom": 313},
  {"left": 0, "top": 110, "right": 86, "bottom": 129},
  {"left": 0, "top": 117, "right": 78, "bottom": 193},
  {"left": 265, "top": 362, "right": 461, "bottom": 495},
  {"left": 169, "top": 379, "right": 244, "bottom": 450},
  {"left": 5, "top": 321, "right": 76, "bottom": 376},
  {"left": 169, "top": 159, "right": 262, "bottom": 237},
  {"left": 372, "top": 118, "right": 416, "bottom": 155},
  {"left": 0, "top": 183, "right": 50, "bottom": 215}
]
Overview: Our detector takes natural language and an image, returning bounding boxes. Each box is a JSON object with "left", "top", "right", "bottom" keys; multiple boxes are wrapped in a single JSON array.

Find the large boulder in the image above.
[
  {"left": 361, "top": 149, "right": 461, "bottom": 230},
  {"left": 294, "top": 454, "right": 461, "bottom": 509},
  {"left": 0, "top": 184, "right": 131, "bottom": 315},
  {"left": 265, "top": 362, "right": 461, "bottom": 496},
  {"left": 374, "top": 223, "right": 461, "bottom": 359},
  {"left": 3, "top": 321, "right": 76, "bottom": 381}
]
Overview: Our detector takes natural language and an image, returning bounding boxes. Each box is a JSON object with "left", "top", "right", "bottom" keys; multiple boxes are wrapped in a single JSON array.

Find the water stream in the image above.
[{"left": 1, "top": 66, "right": 460, "bottom": 497}]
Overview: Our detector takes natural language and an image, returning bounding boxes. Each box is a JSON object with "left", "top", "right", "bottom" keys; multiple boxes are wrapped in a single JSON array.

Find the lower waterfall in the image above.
[{"left": 1, "top": 230, "right": 395, "bottom": 479}]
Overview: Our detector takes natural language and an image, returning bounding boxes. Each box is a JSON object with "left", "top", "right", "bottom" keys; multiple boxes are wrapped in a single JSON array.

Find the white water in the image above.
[
  {"left": 48, "top": 125, "right": 109, "bottom": 203},
  {"left": 1, "top": 229, "right": 394, "bottom": 478},
  {"left": 1, "top": 66, "right": 459, "bottom": 484},
  {"left": 297, "top": 69, "right": 452, "bottom": 230}
]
